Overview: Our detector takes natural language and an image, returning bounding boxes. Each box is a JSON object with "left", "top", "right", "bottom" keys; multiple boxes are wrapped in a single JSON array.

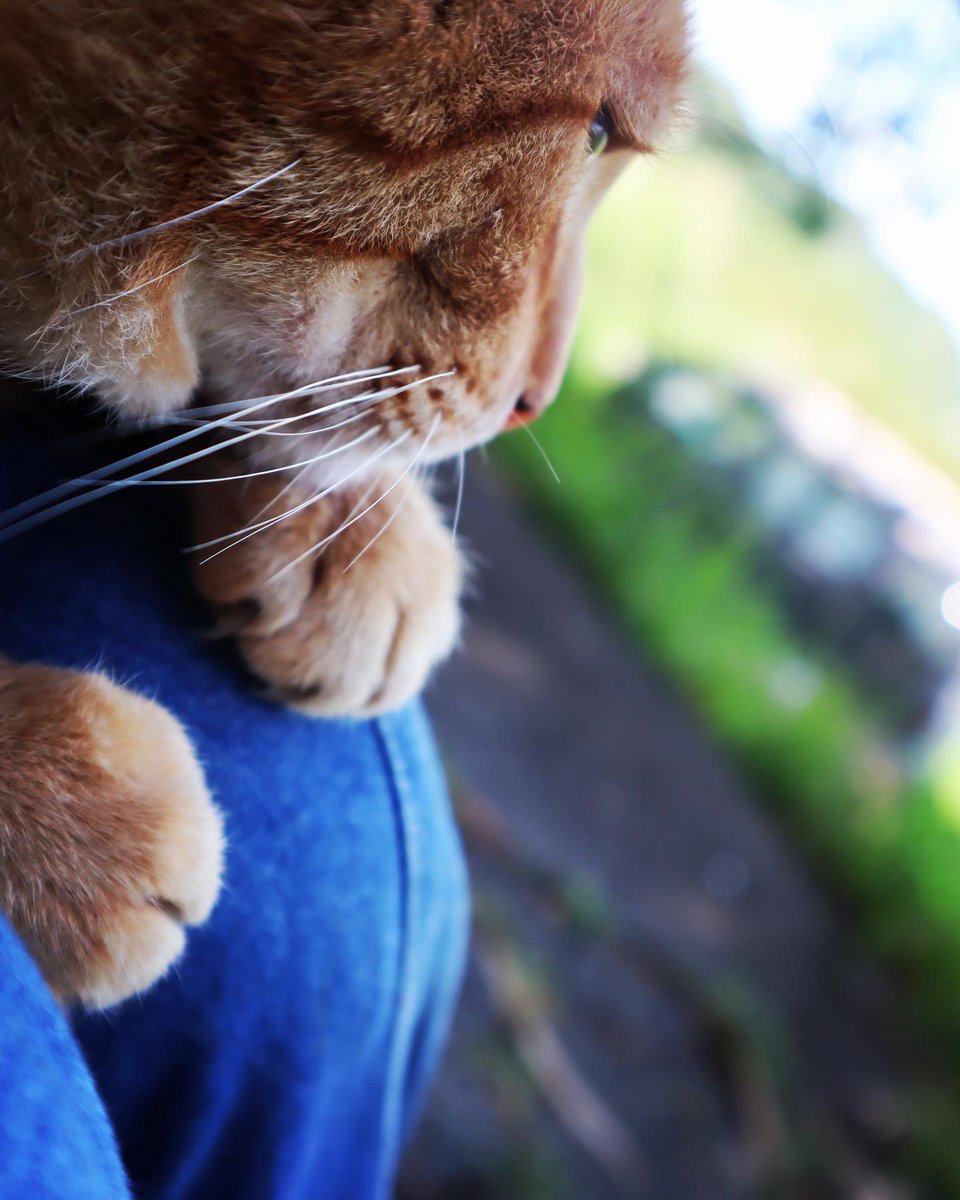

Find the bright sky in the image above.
[{"left": 692, "top": 0, "right": 960, "bottom": 359}]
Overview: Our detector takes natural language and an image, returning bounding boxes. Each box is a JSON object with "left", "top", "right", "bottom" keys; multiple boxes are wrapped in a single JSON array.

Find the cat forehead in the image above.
[{"left": 212, "top": 0, "right": 687, "bottom": 156}]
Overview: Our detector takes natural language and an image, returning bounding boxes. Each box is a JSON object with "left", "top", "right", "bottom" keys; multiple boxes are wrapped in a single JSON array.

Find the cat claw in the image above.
[
  {"left": 251, "top": 681, "right": 323, "bottom": 708},
  {"left": 195, "top": 601, "right": 261, "bottom": 641}
]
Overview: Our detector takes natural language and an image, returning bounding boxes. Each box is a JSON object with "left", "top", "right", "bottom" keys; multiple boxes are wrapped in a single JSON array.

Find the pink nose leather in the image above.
[{"left": 504, "top": 395, "right": 541, "bottom": 430}]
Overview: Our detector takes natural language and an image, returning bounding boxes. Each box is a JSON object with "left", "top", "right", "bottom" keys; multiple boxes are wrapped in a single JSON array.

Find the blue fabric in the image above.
[
  {"left": 0, "top": 918, "right": 130, "bottom": 1200},
  {"left": 0, "top": 412, "right": 469, "bottom": 1200}
]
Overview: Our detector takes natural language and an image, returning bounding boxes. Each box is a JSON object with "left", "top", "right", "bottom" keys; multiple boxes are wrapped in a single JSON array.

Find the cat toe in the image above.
[
  {"left": 190, "top": 465, "right": 462, "bottom": 717},
  {"left": 0, "top": 666, "right": 224, "bottom": 1008}
]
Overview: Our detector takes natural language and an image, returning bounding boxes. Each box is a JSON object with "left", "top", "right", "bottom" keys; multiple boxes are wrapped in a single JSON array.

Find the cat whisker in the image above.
[
  {"left": 148, "top": 363, "right": 447, "bottom": 438},
  {"left": 233, "top": 365, "right": 454, "bottom": 420},
  {"left": 0, "top": 406, "right": 329, "bottom": 540},
  {"left": 270, "top": 413, "right": 441, "bottom": 586},
  {"left": 73, "top": 402, "right": 378, "bottom": 490},
  {"left": 157, "top": 401, "right": 377, "bottom": 439},
  {"left": 60, "top": 255, "right": 201, "bottom": 318},
  {"left": 216, "top": 393, "right": 390, "bottom": 436},
  {"left": 0, "top": 360, "right": 455, "bottom": 541},
  {"left": 451, "top": 450, "right": 466, "bottom": 542},
  {"left": 518, "top": 421, "right": 561, "bottom": 484},
  {"left": 340, "top": 471, "right": 385, "bottom": 525},
  {"left": 240, "top": 423, "right": 360, "bottom": 527},
  {"left": 176, "top": 366, "right": 450, "bottom": 446},
  {"left": 75, "top": 159, "right": 302, "bottom": 258},
  {"left": 340, "top": 458, "right": 434, "bottom": 577},
  {"left": 116, "top": 425, "right": 379, "bottom": 486},
  {"left": 178, "top": 364, "right": 418, "bottom": 419},
  {"left": 191, "top": 430, "right": 413, "bottom": 559},
  {"left": 341, "top": 477, "right": 417, "bottom": 576},
  {"left": 100, "top": 365, "right": 415, "bottom": 437},
  {"left": 0, "top": 369, "right": 396, "bottom": 532},
  {"left": 40, "top": 370, "right": 396, "bottom": 454},
  {"left": 240, "top": 407, "right": 378, "bottom": 529},
  {"left": 247, "top": 461, "right": 317, "bottom": 528},
  {"left": 0, "top": 368, "right": 444, "bottom": 538}
]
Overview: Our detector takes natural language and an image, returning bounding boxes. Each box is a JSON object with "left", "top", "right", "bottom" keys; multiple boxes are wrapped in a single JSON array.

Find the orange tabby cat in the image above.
[{"left": 0, "top": 0, "right": 688, "bottom": 1004}]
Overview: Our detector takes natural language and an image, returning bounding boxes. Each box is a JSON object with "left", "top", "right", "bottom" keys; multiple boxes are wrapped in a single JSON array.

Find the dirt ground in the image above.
[{"left": 402, "top": 469, "right": 921, "bottom": 1200}]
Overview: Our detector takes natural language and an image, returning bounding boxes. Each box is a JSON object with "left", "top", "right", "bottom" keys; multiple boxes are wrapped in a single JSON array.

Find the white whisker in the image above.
[
  {"left": 76, "top": 159, "right": 302, "bottom": 257},
  {"left": 0, "top": 369, "right": 399, "bottom": 533},
  {"left": 142, "top": 401, "right": 376, "bottom": 441},
  {"left": 451, "top": 450, "right": 466, "bottom": 541},
  {"left": 268, "top": 413, "right": 441, "bottom": 586},
  {"left": 0, "top": 368, "right": 451, "bottom": 539},
  {"left": 341, "top": 480, "right": 415, "bottom": 576},
  {"left": 248, "top": 461, "right": 316, "bottom": 527},
  {"left": 238, "top": 424, "right": 352, "bottom": 527},
  {"left": 191, "top": 431, "right": 413, "bottom": 559},
  {"left": 65, "top": 255, "right": 200, "bottom": 316},
  {"left": 212, "top": 398, "right": 380, "bottom": 437},
  {"left": 182, "top": 364, "right": 418, "bottom": 419},
  {"left": 340, "top": 460, "right": 432, "bottom": 577},
  {"left": 88, "top": 363, "right": 413, "bottom": 440},
  {"left": 175, "top": 366, "right": 448, "bottom": 448},
  {"left": 116, "top": 425, "right": 378, "bottom": 486},
  {"left": 339, "top": 471, "right": 385, "bottom": 525},
  {"left": 519, "top": 421, "right": 560, "bottom": 484}
]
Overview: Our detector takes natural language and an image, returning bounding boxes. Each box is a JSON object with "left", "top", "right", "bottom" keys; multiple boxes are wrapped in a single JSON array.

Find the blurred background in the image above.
[{"left": 402, "top": 2, "right": 960, "bottom": 1197}]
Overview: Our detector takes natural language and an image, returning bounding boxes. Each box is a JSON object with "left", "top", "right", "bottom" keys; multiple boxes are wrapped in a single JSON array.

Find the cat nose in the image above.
[{"left": 504, "top": 393, "right": 543, "bottom": 430}]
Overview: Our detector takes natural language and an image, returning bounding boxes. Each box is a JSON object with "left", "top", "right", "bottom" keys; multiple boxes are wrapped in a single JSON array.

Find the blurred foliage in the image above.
[
  {"left": 571, "top": 82, "right": 960, "bottom": 477},
  {"left": 492, "top": 96, "right": 960, "bottom": 1191}
]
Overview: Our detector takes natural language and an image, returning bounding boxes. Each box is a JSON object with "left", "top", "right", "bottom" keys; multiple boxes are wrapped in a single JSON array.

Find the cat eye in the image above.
[{"left": 587, "top": 106, "right": 613, "bottom": 156}]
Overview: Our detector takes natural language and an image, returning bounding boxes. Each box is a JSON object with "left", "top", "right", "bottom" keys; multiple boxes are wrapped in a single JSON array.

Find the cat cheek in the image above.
[{"left": 95, "top": 284, "right": 200, "bottom": 417}]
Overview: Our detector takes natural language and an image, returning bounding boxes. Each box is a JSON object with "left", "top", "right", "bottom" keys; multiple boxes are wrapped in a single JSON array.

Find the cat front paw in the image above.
[
  {"left": 0, "top": 665, "right": 224, "bottom": 1008},
  {"left": 191, "top": 468, "right": 462, "bottom": 716}
]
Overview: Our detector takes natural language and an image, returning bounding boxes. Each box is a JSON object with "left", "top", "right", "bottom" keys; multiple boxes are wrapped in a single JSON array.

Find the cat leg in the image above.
[
  {"left": 190, "top": 467, "right": 461, "bottom": 717},
  {"left": 0, "top": 659, "right": 223, "bottom": 1007}
]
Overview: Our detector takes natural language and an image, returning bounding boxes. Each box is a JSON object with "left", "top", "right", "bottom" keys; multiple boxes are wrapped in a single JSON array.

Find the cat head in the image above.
[{"left": 6, "top": 0, "right": 688, "bottom": 466}]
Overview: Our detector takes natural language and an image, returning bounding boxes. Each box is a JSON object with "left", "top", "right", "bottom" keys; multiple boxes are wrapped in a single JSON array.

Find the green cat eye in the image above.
[{"left": 587, "top": 107, "right": 612, "bottom": 156}]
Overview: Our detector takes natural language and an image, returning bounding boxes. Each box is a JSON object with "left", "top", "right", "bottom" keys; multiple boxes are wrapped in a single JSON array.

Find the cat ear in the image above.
[{"left": 95, "top": 252, "right": 201, "bottom": 418}]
